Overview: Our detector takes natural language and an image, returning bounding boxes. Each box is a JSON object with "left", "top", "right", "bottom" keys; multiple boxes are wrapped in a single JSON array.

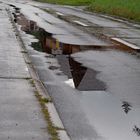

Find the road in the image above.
[
  {"left": 1, "top": 0, "right": 140, "bottom": 140},
  {"left": 30, "top": 0, "right": 140, "bottom": 49}
]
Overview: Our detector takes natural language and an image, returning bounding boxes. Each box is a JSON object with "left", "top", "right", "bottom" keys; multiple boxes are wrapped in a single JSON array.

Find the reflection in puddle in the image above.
[
  {"left": 48, "top": 66, "right": 59, "bottom": 70},
  {"left": 81, "top": 91, "right": 140, "bottom": 140},
  {"left": 69, "top": 57, "right": 106, "bottom": 90},
  {"left": 133, "top": 125, "right": 140, "bottom": 136},
  {"left": 14, "top": 11, "right": 106, "bottom": 91},
  {"left": 122, "top": 101, "right": 132, "bottom": 114}
]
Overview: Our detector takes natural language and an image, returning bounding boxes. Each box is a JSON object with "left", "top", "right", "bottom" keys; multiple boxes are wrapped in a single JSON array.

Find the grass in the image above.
[
  {"left": 34, "top": 0, "right": 140, "bottom": 22},
  {"left": 35, "top": 91, "right": 60, "bottom": 140},
  {"left": 29, "top": 78, "right": 59, "bottom": 140},
  {"left": 21, "top": 50, "right": 28, "bottom": 53},
  {"left": 88, "top": 0, "right": 140, "bottom": 22},
  {"left": 30, "top": 79, "right": 35, "bottom": 87}
]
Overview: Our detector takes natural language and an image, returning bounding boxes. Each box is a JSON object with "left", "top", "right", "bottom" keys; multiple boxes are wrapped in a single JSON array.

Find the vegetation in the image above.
[
  {"left": 35, "top": 91, "right": 60, "bottom": 140},
  {"left": 35, "top": 0, "right": 140, "bottom": 22},
  {"left": 88, "top": 0, "right": 140, "bottom": 22},
  {"left": 29, "top": 78, "right": 60, "bottom": 140}
]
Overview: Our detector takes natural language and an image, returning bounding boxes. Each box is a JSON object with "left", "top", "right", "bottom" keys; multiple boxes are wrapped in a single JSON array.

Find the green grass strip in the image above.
[{"left": 88, "top": 0, "right": 140, "bottom": 22}]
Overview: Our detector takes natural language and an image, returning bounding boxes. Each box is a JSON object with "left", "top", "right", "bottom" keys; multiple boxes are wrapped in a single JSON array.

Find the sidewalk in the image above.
[{"left": 0, "top": 5, "right": 49, "bottom": 140}]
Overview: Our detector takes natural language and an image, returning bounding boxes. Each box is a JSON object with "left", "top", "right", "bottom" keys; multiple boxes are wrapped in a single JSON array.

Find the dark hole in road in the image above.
[{"left": 14, "top": 10, "right": 106, "bottom": 91}]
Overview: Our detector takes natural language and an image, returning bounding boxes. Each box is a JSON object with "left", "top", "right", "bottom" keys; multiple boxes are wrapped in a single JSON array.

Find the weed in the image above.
[
  {"left": 35, "top": 91, "right": 60, "bottom": 140},
  {"left": 30, "top": 79, "right": 35, "bottom": 87},
  {"left": 21, "top": 50, "right": 28, "bottom": 53},
  {"left": 26, "top": 61, "right": 32, "bottom": 64},
  {"left": 42, "top": 97, "right": 52, "bottom": 103},
  {"left": 54, "top": 126, "right": 65, "bottom": 131}
]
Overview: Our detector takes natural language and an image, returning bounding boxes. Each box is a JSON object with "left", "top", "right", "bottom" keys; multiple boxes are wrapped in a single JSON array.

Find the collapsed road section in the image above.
[{"left": 4, "top": 1, "right": 140, "bottom": 140}]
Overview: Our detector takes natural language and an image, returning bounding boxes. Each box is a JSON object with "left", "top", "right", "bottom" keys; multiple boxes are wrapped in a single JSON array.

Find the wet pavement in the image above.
[
  {"left": 7, "top": 0, "right": 111, "bottom": 47},
  {"left": 1, "top": 0, "right": 140, "bottom": 140},
  {"left": 81, "top": 91, "right": 140, "bottom": 140},
  {"left": 0, "top": 3, "right": 49, "bottom": 140},
  {"left": 29, "top": 1, "right": 140, "bottom": 48},
  {"left": 13, "top": 11, "right": 107, "bottom": 91}
]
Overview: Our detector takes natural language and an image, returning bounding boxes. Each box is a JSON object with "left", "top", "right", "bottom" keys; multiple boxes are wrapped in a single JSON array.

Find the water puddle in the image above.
[
  {"left": 81, "top": 91, "right": 140, "bottom": 140},
  {"left": 13, "top": 9, "right": 106, "bottom": 91}
]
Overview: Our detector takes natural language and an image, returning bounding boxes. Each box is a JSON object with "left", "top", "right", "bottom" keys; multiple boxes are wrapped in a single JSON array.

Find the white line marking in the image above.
[
  {"left": 73, "top": 20, "right": 89, "bottom": 27},
  {"left": 112, "top": 38, "right": 140, "bottom": 50},
  {"left": 56, "top": 12, "right": 64, "bottom": 16}
]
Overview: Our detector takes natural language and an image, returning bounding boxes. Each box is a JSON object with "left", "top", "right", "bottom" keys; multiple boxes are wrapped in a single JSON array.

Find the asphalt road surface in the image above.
[{"left": 1, "top": 0, "right": 140, "bottom": 140}]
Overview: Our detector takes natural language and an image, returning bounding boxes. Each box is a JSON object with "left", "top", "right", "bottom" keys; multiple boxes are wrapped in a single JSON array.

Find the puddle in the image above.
[
  {"left": 81, "top": 91, "right": 140, "bottom": 140},
  {"left": 13, "top": 9, "right": 106, "bottom": 91},
  {"left": 57, "top": 56, "right": 106, "bottom": 90}
]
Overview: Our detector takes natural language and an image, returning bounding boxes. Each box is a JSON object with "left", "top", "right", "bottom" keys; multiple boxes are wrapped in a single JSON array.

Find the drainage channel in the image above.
[{"left": 12, "top": 8, "right": 106, "bottom": 91}]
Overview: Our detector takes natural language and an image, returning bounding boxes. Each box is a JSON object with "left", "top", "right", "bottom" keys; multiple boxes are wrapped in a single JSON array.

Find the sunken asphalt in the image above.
[{"left": 0, "top": 0, "right": 140, "bottom": 140}]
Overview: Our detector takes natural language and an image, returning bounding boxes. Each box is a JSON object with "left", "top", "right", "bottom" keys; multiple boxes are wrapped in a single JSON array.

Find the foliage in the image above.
[{"left": 89, "top": 0, "right": 140, "bottom": 22}]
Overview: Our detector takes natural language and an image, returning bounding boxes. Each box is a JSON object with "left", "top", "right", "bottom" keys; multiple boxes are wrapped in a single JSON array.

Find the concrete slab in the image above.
[
  {"left": 0, "top": 4, "right": 49, "bottom": 140},
  {"left": 0, "top": 8, "right": 30, "bottom": 78},
  {"left": 0, "top": 79, "right": 49, "bottom": 140},
  {"left": 0, "top": 57, "right": 30, "bottom": 78}
]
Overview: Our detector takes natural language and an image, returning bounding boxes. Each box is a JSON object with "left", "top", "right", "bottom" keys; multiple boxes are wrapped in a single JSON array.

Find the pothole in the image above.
[{"left": 13, "top": 7, "right": 106, "bottom": 91}]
